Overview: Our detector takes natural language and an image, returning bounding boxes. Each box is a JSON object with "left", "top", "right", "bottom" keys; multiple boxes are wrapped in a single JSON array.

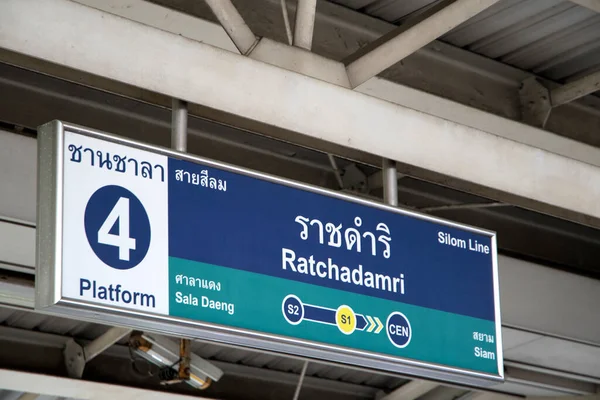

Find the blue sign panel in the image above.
[{"left": 168, "top": 157, "right": 496, "bottom": 321}]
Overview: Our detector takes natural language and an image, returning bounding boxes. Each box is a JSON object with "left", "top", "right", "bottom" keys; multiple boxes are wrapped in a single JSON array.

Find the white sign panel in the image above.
[{"left": 62, "top": 132, "right": 169, "bottom": 314}]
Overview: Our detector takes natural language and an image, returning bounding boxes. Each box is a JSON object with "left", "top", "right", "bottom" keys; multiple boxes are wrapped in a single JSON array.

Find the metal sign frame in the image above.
[{"left": 35, "top": 120, "right": 503, "bottom": 386}]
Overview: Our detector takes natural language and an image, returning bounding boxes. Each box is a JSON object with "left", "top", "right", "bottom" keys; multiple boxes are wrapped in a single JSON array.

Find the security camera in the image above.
[{"left": 129, "top": 332, "right": 223, "bottom": 389}]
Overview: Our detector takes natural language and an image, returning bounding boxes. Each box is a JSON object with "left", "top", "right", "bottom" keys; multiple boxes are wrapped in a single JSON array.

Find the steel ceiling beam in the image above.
[
  {"left": 293, "top": 0, "right": 317, "bottom": 50},
  {"left": 504, "top": 366, "right": 598, "bottom": 396},
  {"left": 72, "top": 0, "right": 240, "bottom": 53},
  {"left": 64, "top": 327, "right": 132, "bottom": 378},
  {"left": 519, "top": 77, "right": 552, "bottom": 128},
  {"left": 568, "top": 0, "right": 600, "bottom": 13},
  {"left": 4, "top": 0, "right": 600, "bottom": 227},
  {"left": 519, "top": 70, "right": 600, "bottom": 128},
  {"left": 462, "top": 392, "right": 519, "bottom": 400},
  {"left": 551, "top": 70, "right": 600, "bottom": 107},
  {"left": 343, "top": 0, "right": 501, "bottom": 88},
  {"left": 379, "top": 379, "right": 438, "bottom": 400},
  {"left": 203, "top": 0, "right": 257, "bottom": 54}
]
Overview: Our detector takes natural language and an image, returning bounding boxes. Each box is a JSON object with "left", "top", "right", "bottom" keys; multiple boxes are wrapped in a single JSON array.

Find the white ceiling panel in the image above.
[
  {"left": 505, "top": 337, "right": 600, "bottom": 379},
  {"left": 501, "top": 327, "right": 543, "bottom": 351}
]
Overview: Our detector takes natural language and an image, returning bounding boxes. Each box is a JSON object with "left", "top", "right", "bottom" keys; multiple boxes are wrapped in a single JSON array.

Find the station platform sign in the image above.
[{"left": 35, "top": 120, "right": 503, "bottom": 387}]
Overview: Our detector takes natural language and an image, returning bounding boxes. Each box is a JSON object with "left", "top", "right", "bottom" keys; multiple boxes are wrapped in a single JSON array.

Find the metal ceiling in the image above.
[
  {"left": 0, "top": 307, "right": 403, "bottom": 389},
  {"left": 0, "top": 308, "right": 405, "bottom": 399},
  {"left": 330, "top": 0, "right": 600, "bottom": 84},
  {"left": 2, "top": 304, "right": 600, "bottom": 400}
]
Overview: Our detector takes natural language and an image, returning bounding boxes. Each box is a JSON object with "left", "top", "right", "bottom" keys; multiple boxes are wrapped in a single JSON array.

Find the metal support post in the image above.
[
  {"left": 84, "top": 327, "right": 132, "bottom": 361},
  {"left": 171, "top": 104, "right": 190, "bottom": 390},
  {"left": 293, "top": 0, "right": 317, "bottom": 50},
  {"left": 382, "top": 158, "right": 398, "bottom": 206},
  {"left": 171, "top": 98, "right": 188, "bottom": 152},
  {"left": 204, "top": 0, "right": 257, "bottom": 55},
  {"left": 292, "top": 360, "right": 309, "bottom": 400},
  {"left": 519, "top": 77, "right": 552, "bottom": 128},
  {"left": 64, "top": 326, "right": 132, "bottom": 378},
  {"left": 280, "top": 0, "right": 293, "bottom": 45}
]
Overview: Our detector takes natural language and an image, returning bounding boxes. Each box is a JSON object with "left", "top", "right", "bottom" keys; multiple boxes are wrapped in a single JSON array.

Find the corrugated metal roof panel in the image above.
[
  {"left": 443, "top": 0, "right": 571, "bottom": 47},
  {"left": 362, "top": 0, "right": 438, "bottom": 22},
  {"left": 489, "top": 11, "right": 600, "bottom": 65},
  {"left": 329, "top": 0, "right": 600, "bottom": 83}
]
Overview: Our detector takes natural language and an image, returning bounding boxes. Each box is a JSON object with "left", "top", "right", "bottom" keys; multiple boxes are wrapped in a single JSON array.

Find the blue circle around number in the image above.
[
  {"left": 282, "top": 295, "right": 304, "bottom": 325},
  {"left": 84, "top": 185, "right": 151, "bottom": 270},
  {"left": 386, "top": 312, "right": 412, "bottom": 348}
]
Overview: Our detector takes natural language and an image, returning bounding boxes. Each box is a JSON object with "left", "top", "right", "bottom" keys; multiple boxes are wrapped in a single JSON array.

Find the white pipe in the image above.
[
  {"left": 292, "top": 361, "right": 309, "bottom": 400},
  {"left": 171, "top": 98, "right": 188, "bottom": 152},
  {"left": 204, "top": 0, "right": 257, "bottom": 54},
  {"left": 293, "top": 0, "right": 317, "bottom": 50},
  {"left": 382, "top": 158, "right": 398, "bottom": 206}
]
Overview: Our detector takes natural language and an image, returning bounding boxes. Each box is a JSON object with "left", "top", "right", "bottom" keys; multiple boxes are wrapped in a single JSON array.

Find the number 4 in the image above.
[{"left": 98, "top": 197, "right": 136, "bottom": 261}]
